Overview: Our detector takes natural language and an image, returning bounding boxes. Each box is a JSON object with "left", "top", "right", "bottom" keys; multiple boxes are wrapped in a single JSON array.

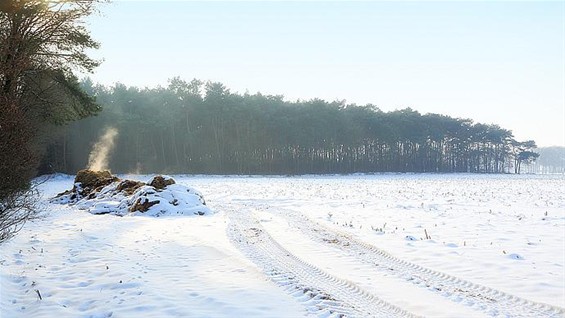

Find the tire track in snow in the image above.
[
  {"left": 224, "top": 205, "right": 420, "bottom": 318},
  {"left": 264, "top": 206, "right": 565, "bottom": 318}
]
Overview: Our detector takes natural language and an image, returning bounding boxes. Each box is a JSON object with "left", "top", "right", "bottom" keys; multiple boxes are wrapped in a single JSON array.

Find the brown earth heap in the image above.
[
  {"left": 74, "top": 169, "right": 118, "bottom": 198},
  {"left": 116, "top": 179, "right": 145, "bottom": 196},
  {"left": 149, "top": 175, "right": 175, "bottom": 189},
  {"left": 129, "top": 197, "right": 159, "bottom": 213},
  {"left": 54, "top": 171, "right": 180, "bottom": 214}
]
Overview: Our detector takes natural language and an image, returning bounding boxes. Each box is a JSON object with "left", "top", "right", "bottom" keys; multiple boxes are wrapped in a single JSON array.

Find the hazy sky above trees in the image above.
[{"left": 85, "top": 1, "right": 564, "bottom": 147}]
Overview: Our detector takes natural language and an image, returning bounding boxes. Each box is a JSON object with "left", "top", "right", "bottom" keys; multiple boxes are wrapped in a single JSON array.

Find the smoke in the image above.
[
  {"left": 87, "top": 127, "right": 119, "bottom": 171},
  {"left": 126, "top": 162, "right": 143, "bottom": 175}
]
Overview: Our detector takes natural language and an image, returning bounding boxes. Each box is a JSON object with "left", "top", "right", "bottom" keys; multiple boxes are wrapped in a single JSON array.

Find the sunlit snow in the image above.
[{"left": 1, "top": 174, "right": 563, "bottom": 317}]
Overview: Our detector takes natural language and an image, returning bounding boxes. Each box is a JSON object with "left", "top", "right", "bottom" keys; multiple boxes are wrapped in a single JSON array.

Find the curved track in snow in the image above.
[
  {"left": 260, "top": 205, "right": 565, "bottom": 318},
  {"left": 225, "top": 205, "right": 420, "bottom": 318}
]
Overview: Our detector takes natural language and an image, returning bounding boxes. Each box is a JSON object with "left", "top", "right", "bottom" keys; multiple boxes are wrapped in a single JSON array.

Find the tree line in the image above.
[
  {"left": 41, "top": 78, "right": 539, "bottom": 175},
  {"left": 521, "top": 146, "right": 565, "bottom": 174}
]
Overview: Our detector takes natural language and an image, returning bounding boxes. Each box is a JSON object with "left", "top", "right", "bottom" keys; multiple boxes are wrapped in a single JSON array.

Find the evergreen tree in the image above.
[{"left": 42, "top": 78, "right": 540, "bottom": 176}]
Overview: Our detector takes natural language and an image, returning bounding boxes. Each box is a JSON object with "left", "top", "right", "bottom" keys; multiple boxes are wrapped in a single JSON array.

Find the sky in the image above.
[{"left": 85, "top": 1, "right": 564, "bottom": 147}]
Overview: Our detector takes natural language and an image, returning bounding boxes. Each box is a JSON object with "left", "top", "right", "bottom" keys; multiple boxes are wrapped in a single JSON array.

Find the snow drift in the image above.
[{"left": 52, "top": 170, "right": 211, "bottom": 217}]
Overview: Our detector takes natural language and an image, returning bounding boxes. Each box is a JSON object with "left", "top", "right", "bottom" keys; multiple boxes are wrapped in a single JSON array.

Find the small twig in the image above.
[{"left": 35, "top": 289, "right": 42, "bottom": 300}]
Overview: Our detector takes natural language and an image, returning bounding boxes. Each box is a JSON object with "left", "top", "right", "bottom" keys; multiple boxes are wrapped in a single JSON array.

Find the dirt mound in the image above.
[
  {"left": 53, "top": 172, "right": 211, "bottom": 217},
  {"left": 116, "top": 179, "right": 145, "bottom": 196},
  {"left": 75, "top": 169, "right": 115, "bottom": 187},
  {"left": 148, "top": 175, "right": 175, "bottom": 189},
  {"left": 130, "top": 197, "right": 159, "bottom": 213},
  {"left": 74, "top": 169, "right": 119, "bottom": 198}
]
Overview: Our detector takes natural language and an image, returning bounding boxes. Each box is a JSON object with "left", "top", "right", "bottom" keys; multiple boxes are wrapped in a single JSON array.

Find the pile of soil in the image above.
[
  {"left": 54, "top": 170, "right": 172, "bottom": 210},
  {"left": 149, "top": 175, "right": 175, "bottom": 189},
  {"left": 55, "top": 170, "right": 117, "bottom": 202},
  {"left": 53, "top": 170, "right": 210, "bottom": 217},
  {"left": 74, "top": 170, "right": 119, "bottom": 199},
  {"left": 116, "top": 179, "right": 145, "bottom": 196},
  {"left": 130, "top": 197, "right": 159, "bottom": 213}
]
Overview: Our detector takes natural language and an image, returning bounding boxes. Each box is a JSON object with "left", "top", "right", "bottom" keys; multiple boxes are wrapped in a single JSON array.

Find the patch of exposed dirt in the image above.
[
  {"left": 129, "top": 197, "right": 159, "bottom": 212},
  {"left": 116, "top": 179, "right": 144, "bottom": 196},
  {"left": 73, "top": 169, "right": 118, "bottom": 198},
  {"left": 149, "top": 175, "right": 175, "bottom": 190}
]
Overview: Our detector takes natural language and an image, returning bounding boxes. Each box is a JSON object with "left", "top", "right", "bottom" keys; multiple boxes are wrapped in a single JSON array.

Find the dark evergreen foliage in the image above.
[{"left": 42, "top": 78, "right": 539, "bottom": 175}]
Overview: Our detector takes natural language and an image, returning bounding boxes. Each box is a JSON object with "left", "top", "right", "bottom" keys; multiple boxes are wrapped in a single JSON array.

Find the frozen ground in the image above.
[{"left": 1, "top": 174, "right": 564, "bottom": 317}]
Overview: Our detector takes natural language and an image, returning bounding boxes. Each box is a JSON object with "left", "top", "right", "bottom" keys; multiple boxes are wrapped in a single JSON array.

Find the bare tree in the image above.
[{"left": 0, "top": 186, "right": 40, "bottom": 242}]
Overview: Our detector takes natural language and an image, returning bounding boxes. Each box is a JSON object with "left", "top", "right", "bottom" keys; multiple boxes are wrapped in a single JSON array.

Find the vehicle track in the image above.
[
  {"left": 258, "top": 205, "right": 565, "bottom": 318},
  {"left": 225, "top": 205, "right": 420, "bottom": 318}
]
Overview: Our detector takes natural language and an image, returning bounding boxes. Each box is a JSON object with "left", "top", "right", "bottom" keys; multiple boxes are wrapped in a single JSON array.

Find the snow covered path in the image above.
[
  {"left": 1, "top": 174, "right": 564, "bottom": 317},
  {"left": 225, "top": 203, "right": 418, "bottom": 318},
  {"left": 236, "top": 204, "right": 563, "bottom": 317}
]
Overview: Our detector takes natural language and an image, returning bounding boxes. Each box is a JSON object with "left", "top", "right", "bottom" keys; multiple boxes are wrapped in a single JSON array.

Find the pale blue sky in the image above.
[{"left": 85, "top": 1, "right": 564, "bottom": 147}]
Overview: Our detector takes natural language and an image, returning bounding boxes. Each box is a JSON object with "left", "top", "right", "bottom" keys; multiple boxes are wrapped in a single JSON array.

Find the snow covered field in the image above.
[{"left": 1, "top": 174, "right": 564, "bottom": 317}]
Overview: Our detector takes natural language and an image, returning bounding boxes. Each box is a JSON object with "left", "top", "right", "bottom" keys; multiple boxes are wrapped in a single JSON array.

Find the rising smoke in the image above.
[{"left": 87, "top": 127, "right": 119, "bottom": 171}]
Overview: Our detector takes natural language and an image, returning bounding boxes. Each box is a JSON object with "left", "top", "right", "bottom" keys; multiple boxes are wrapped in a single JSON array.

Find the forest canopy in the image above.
[{"left": 42, "top": 78, "right": 540, "bottom": 175}]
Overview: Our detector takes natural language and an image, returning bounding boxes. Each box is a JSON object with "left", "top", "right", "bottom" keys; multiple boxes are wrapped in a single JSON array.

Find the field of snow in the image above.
[{"left": 1, "top": 173, "right": 564, "bottom": 317}]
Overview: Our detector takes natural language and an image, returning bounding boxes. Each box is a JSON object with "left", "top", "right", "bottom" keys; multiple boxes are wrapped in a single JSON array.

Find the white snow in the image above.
[{"left": 1, "top": 173, "right": 564, "bottom": 317}]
